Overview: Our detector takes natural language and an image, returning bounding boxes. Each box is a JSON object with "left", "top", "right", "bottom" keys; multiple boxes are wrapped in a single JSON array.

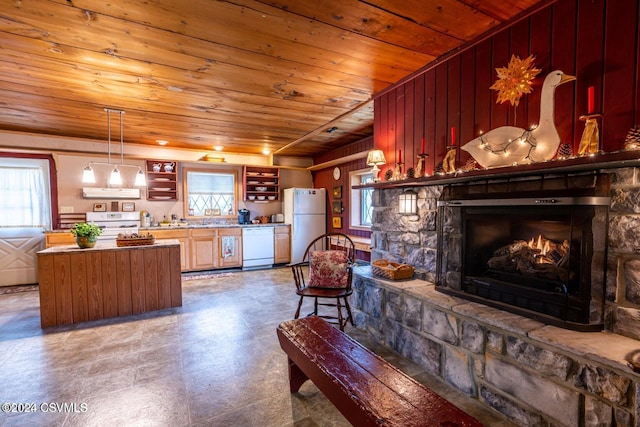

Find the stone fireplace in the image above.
[
  {"left": 436, "top": 174, "right": 610, "bottom": 331},
  {"left": 352, "top": 167, "right": 640, "bottom": 425}
]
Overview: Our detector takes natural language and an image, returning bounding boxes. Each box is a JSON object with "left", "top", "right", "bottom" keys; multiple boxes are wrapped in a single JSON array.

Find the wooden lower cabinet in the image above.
[
  {"left": 189, "top": 227, "right": 242, "bottom": 270},
  {"left": 274, "top": 225, "right": 291, "bottom": 264},
  {"left": 151, "top": 229, "right": 190, "bottom": 271},
  {"left": 37, "top": 242, "right": 182, "bottom": 327},
  {"left": 45, "top": 232, "right": 75, "bottom": 248}
]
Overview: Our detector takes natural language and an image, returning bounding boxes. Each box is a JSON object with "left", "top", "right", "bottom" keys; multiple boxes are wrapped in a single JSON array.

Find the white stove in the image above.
[{"left": 85, "top": 211, "right": 140, "bottom": 240}]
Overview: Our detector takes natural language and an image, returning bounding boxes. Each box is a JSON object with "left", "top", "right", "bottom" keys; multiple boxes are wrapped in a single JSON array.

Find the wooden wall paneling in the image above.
[
  {"left": 447, "top": 55, "right": 461, "bottom": 166},
  {"left": 130, "top": 249, "right": 146, "bottom": 314},
  {"left": 490, "top": 30, "right": 511, "bottom": 130},
  {"left": 602, "top": 0, "right": 638, "bottom": 151},
  {"left": 116, "top": 251, "right": 133, "bottom": 316},
  {"left": 38, "top": 255, "right": 56, "bottom": 327},
  {"left": 550, "top": 0, "right": 578, "bottom": 147},
  {"left": 474, "top": 39, "right": 493, "bottom": 142},
  {"left": 391, "top": 88, "right": 401, "bottom": 165},
  {"left": 435, "top": 66, "right": 449, "bottom": 166},
  {"left": 86, "top": 251, "right": 104, "bottom": 321},
  {"left": 460, "top": 48, "right": 476, "bottom": 166},
  {"left": 414, "top": 73, "right": 426, "bottom": 157},
  {"left": 574, "top": 0, "right": 605, "bottom": 150},
  {"left": 170, "top": 246, "right": 182, "bottom": 307},
  {"left": 70, "top": 252, "right": 89, "bottom": 324},
  {"left": 404, "top": 80, "right": 415, "bottom": 169},
  {"left": 157, "top": 247, "right": 172, "bottom": 309},
  {"left": 101, "top": 250, "right": 118, "bottom": 319},
  {"left": 144, "top": 247, "right": 159, "bottom": 312},
  {"left": 509, "top": 17, "right": 531, "bottom": 128},
  {"left": 425, "top": 70, "right": 437, "bottom": 174},
  {"left": 527, "top": 7, "right": 552, "bottom": 133},
  {"left": 53, "top": 254, "right": 73, "bottom": 325},
  {"left": 635, "top": 1, "right": 640, "bottom": 125}
]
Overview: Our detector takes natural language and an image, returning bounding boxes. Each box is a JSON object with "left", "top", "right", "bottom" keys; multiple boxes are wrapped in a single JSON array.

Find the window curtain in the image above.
[{"left": 0, "top": 164, "right": 52, "bottom": 229}]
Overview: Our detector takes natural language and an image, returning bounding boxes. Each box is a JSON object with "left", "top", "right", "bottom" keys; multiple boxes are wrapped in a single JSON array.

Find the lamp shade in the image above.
[
  {"left": 366, "top": 149, "right": 386, "bottom": 166},
  {"left": 135, "top": 169, "right": 147, "bottom": 186},
  {"left": 82, "top": 165, "right": 96, "bottom": 184},
  {"left": 398, "top": 190, "right": 417, "bottom": 214},
  {"left": 109, "top": 166, "right": 122, "bottom": 186}
]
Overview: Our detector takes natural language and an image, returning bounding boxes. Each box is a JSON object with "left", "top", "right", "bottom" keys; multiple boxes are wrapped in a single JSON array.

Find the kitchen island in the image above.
[{"left": 37, "top": 240, "right": 181, "bottom": 328}]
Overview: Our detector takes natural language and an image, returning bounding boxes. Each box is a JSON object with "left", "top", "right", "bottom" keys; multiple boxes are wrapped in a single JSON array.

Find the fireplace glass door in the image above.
[{"left": 461, "top": 203, "right": 594, "bottom": 324}]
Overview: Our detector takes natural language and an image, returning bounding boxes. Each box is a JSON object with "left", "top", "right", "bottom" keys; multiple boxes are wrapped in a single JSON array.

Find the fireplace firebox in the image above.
[{"left": 436, "top": 180, "right": 610, "bottom": 331}]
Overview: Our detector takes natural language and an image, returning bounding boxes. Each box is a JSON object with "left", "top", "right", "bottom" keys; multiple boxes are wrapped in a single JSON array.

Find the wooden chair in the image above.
[{"left": 291, "top": 233, "right": 356, "bottom": 331}]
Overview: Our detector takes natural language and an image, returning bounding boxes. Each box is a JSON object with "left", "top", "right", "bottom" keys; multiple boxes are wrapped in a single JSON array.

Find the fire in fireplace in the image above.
[{"left": 436, "top": 180, "right": 610, "bottom": 331}]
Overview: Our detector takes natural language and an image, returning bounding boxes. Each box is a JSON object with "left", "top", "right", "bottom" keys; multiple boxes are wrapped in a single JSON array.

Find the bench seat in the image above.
[{"left": 277, "top": 316, "right": 483, "bottom": 427}]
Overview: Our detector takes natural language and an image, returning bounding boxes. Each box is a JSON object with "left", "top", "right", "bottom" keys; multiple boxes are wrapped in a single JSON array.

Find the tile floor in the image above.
[{"left": 0, "top": 267, "right": 516, "bottom": 426}]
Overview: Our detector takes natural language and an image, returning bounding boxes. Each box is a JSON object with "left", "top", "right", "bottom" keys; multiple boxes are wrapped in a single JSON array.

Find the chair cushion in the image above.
[{"left": 308, "top": 250, "right": 349, "bottom": 288}]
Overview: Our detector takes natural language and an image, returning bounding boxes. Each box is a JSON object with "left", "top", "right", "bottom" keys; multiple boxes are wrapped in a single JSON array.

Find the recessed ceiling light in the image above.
[
  {"left": 156, "top": 139, "right": 169, "bottom": 146},
  {"left": 262, "top": 148, "right": 271, "bottom": 155},
  {"left": 213, "top": 145, "right": 224, "bottom": 151},
  {"left": 326, "top": 126, "right": 338, "bottom": 133}
]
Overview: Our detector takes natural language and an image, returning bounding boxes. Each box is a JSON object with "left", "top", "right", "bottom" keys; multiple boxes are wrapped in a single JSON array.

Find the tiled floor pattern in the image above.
[{"left": 0, "top": 267, "right": 516, "bottom": 426}]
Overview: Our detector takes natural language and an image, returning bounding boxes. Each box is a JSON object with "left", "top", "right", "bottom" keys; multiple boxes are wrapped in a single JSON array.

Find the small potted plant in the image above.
[{"left": 70, "top": 222, "right": 103, "bottom": 248}]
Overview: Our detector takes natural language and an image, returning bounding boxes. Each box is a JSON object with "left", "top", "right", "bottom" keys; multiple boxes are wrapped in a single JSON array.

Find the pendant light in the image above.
[{"left": 81, "top": 108, "right": 146, "bottom": 186}]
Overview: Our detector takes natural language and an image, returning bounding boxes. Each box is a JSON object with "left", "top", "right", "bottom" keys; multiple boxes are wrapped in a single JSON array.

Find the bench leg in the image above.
[{"left": 287, "top": 357, "right": 309, "bottom": 392}]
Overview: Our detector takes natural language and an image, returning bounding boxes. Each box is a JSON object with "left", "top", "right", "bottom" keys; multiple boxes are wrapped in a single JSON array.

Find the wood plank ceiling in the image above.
[{"left": 0, "top": 0, "right": 546, "bottom": 158}]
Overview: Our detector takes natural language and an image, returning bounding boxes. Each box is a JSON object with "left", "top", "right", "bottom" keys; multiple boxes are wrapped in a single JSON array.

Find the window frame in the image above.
[
  {"left": 182, "top": 167, "right": 239, "bottom": 219},
  {"left": 349, "top": 168, "right": 374, "bottom": 231}
]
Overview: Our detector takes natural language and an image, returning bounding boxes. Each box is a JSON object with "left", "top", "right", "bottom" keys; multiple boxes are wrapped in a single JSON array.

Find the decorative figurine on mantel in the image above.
[
  {"left": 414, "top": 137, "right": 430, "bottom": 178},
  {"left": 391, "top": 149, "right": 404, "bottom": 180},
  {"left": 577, "top": 85, "right": 601, "bottom": 156},
  {"left": 461, "top": 54, "right": 576, "bottom": 168},
  {"left": 443, "top": 127, "right": 457, "bottom": 174}
]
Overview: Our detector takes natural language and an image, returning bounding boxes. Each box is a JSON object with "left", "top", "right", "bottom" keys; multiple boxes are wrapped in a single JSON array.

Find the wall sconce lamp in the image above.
[
  {"left": 366, "top": 149, "right": 387, "bottom": 182},
  {"left": 81, "top": 108, "right": 146, "bottom": 187},
  {"left": 398, "top": 189, "right": 418, "bottom": 215}
]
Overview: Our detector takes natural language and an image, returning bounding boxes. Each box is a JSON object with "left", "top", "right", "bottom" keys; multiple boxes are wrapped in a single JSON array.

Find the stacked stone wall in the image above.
[{"left": 352, "top": 270, "right": 640, "bottom": 426}]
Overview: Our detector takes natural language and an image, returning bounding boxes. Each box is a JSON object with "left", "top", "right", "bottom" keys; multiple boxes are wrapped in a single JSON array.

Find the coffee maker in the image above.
[{"left": 238, "top": 209, "right": 250, "bottom": 224}]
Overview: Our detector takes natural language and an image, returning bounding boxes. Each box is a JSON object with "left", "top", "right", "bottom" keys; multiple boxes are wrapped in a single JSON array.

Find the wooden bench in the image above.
[{"left": 277, "top": 316, "right": 483, "bottom": 427}]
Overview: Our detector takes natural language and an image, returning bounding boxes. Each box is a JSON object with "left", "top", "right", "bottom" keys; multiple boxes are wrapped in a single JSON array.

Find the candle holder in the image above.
[
  {"left": 578, "top": 113, "right": 602, "bottom": 156},
  {"left": 414, "top": 153, "right": 429, "bottom": 178},
  {"left": 442, "top": 146, "right": 458, "bottom": 173},
  {"left": 391, "top": 162, "right": 404, "bottom": 181}
]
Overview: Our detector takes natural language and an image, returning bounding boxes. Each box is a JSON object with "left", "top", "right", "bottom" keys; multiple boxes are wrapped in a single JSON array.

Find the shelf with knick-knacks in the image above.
[
  {"left": 146, "top": 160, "right": 178, "bottom": 201},
  {"left": 243, "top": 166, "right": 280, "bottom": 202}
]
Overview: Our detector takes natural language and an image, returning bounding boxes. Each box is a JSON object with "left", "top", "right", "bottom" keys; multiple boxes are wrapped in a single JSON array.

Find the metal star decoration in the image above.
[{"left": 490, "top": 54, "right": 541, "bottom": 107}]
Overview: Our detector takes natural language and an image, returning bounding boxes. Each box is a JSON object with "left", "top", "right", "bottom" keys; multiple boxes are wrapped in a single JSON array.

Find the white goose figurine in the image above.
[{"left": 461, "top": 70, "right": 576, "bottom": 168}]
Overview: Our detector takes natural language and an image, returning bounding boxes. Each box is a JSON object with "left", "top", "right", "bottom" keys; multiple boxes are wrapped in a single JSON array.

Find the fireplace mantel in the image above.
[{"left": 354, "top": 150, "right": 640, "bottom": 190}]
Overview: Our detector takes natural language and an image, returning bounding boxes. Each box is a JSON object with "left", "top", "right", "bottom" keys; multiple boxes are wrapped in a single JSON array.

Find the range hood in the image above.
[{"left": 82, "top": 187, "right": 141, "bottom": 199}]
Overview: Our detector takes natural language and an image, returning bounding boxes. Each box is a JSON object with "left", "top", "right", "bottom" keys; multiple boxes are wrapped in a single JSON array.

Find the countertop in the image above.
[
  {"left": 38, "top": 239, "right": 180, "bottom": 253},
  {"left": 44, "top": 223, "right": 289, "bottom": 233}
]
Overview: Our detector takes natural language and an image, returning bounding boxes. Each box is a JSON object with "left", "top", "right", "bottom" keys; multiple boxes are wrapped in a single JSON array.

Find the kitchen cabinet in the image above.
[
  {"left": 37, "top": 241, "right": 181, "bottom": 327},
  {"left": 145, "top": 160, "right": 178, "bottom": 201},
  {"left": 274, "top": 225, "right": 291, "bottom": 264},
  {"left": 45, "top": 232, "right": 75, "bottom": 248},
  {"left": 151, "top": 229, "right": 190, "bottom": 271},
  {"left": 243, "top": 166, "right": 280, "bottom": 202},
  {"left": 189, "top": 227, "right": 242, "bottom": 270}
]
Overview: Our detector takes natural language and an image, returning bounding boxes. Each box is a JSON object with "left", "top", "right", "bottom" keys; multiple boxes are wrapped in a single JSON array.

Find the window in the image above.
[
  {"left": 0, "top": 158, "right": 52, "bottom": 228},
  {"left": 349, "top": 170, "right": 374, "bottom": 229},
  {"left": 183, "top": 168, "right": 238, "bottom": 217}
]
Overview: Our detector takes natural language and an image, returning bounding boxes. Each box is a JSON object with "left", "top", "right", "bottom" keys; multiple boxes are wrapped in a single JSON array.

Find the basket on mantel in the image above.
[
  {"left": 371, "top": 259, "right": 415, "bottom": 280},
  {"left": 115, "top": 237, "right": 155, "bottom": 247}
]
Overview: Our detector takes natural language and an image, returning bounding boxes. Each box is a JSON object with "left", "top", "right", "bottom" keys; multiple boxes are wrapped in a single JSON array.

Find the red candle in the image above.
[
  {"left": 421, "top": 137, "right": 425, "bottom": 153},
  {"left": 588, "top": 86, "right": 595, "bottom": 114},
  {"left": 398, "top": 149, "right": 402, "bottom": 163},
  {"left": 450, "top": 126, "right": 456, "bottom": 145}
]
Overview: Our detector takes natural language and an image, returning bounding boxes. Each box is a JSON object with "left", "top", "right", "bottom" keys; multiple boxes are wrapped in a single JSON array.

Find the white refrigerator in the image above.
[{"left": 284, "top": 188, "right": 327, "bottom": 264}]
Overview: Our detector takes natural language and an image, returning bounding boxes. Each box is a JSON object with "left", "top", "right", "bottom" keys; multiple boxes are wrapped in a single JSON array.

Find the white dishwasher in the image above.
[{"left": 242, "top": 227, "right": 274, "bottom": 270}]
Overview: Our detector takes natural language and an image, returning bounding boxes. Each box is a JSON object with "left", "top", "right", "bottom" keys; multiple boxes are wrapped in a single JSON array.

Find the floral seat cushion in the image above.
[{"left": 308, "top": 250, "right": 349, "bottom": 288}]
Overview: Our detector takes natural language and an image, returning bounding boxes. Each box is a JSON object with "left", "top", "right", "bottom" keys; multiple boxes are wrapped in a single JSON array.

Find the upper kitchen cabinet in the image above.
[
  {"left": 146, "top": 160, "right": 178, "bottom": 201},
  {"left": 243, "top": 166, "right": 280, "bottom": 202}
]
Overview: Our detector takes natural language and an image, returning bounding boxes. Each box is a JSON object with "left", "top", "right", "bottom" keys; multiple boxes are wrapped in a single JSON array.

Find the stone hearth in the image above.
[{"left": 361, "top": 167, "right": 640, "bottom": 426}]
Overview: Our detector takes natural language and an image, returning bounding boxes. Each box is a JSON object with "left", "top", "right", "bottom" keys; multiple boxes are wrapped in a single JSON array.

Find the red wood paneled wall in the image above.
[
  {"left": 374, "top": 0, "right": 639, "bottom": 174},
  {"left": 313, "top": 137, "right": 373, "bottom": 237}
]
